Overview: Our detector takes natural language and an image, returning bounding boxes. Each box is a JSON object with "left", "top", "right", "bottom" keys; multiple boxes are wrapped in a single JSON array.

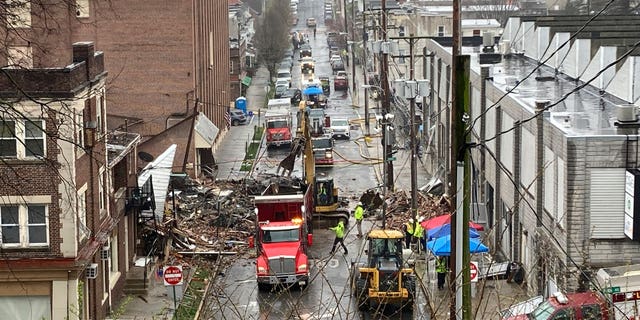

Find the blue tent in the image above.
[
  {"left": 303, "top": 86, "right": 323, "bottom": 95},
  {"left": 427, "top": 224, "right": 480, "bottom": 240},
  {"left": 426, "top": 235, "right": 489, "bottom": 256}
]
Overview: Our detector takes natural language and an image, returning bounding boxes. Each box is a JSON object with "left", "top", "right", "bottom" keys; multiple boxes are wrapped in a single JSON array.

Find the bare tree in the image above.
[{"left": 253, "top": 0, "right": 291, "bottom": 81}]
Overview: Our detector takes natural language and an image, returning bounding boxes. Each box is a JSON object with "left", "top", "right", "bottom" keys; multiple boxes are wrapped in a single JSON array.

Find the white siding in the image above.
[
  {"left": 544, "top": 146, "right": 556, "bottom": 214},
  {"left": 486, "top": 99, "right": 496, "bottom": 152},
  {"left": 471, "top": 87, "right": 481, "bottom": 135},
  {"left": 520, "top": 129, "right": 536, "bottom": 195},
  {"left": 500, "top": 112, "right": 514, "bottom": 173},
  {"left": 589, "top": 168, "right": 625, "bottom": 239},
  {"left": 557, "top": 157, "right": 566, "bottom": 229}
]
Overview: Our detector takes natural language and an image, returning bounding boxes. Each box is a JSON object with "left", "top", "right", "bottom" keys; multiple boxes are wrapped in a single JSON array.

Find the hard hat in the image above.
[
  {"left": 408, "top": 218, "right": 414, "bottom": 223},
  {"left": 418, "top": 216, "right": 425, "bottom": 222},
  {"left": 357, "top": 202, "right": 362, "bottom": 206}
]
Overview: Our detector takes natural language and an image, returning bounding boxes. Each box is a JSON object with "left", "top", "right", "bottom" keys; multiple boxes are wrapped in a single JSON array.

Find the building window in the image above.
[
  {"left": 209, "top": 31, "right": 214, "bottom": 67},
  {"left": 76, "top": 0, "right": 89, "bottom": 18},
  {"left": 6, "top": 0, "right": 31, "bottom": 29},
  {"left": 437, "top": 25, "right": 445, "bottom": 37},
  {"left": 398, "top": 49, "right": 405, "bottom": 64},
  {"left": 230, "top": 61, "right": 234, "bottom": 74},
  {"left": 399, "top": 26, "right": 405, "bottom": 37},
  {"left": 77, "top": 185, "right": 89, "bottom": 240},
  {"left": 7, "top": 46, "right": 33, "bottom": 68},
  {"left": 0, "top": 204, "right": 49, "bottom": 248},
  {"left": 0, "top": 120, "right": 16, "bottom": 157},
  {"left": 96, "top": 96, "right": 102, "bottom": 135},
  {"left": 75, "top": 112, "right": 85, "bottom": 156},
  {"left": 473, "top": 29, "right": 481, "bottom": 36},
  {"left": 25, "top": 119, "right": 44, "bottom": 157},
  {"left": 0, "top": 119, "right": 45, "bottom": 159},
  {"left": 110, "top": 233, "right": 118, "bottom": 273},
  {"left": 98, "top": 168, "right": 105, "bottom": 215}
]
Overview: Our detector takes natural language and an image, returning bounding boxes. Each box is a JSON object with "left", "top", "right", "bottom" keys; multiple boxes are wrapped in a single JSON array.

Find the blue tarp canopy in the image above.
[
  {"left": 427, "top": 224, "right": 480, "bottom": 240},
  {"left": 303, "top": 86, "right": 323, "bottom": 95},
  {"left": 426, "top": 235, "right": 489, "bottom": 256}
]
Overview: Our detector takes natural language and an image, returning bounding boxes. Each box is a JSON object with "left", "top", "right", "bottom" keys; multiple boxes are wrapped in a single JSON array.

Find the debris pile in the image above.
[{"left": 358, "top": 189, "right": 452, "bottom": 230}]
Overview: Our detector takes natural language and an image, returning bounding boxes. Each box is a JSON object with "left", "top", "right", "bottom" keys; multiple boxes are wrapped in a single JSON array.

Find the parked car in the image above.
[
  {"left": 329, "top": 55, "right": 342, "bottom": 66},
  {"left": 277, "top": 68, "right": 292, "bottom": 86},
  {"left": 306, "top": 18, "right": 316, "bottom": 27},
  {"left": 334, "top": 71, "right": 348, "bottom": 91},
  {"left": 332, "top": 60, "right": 345, "bottom": 73},
  {"left": 281, "top": 88, "right": 302, "bottom": 105},
  {"left": 279, "top": 57, "right": 293, "bottom": 70},
  {"left": 275, "top": 78, "right": 290, "bottom": 89},
  {"left": 274, "top": 84, "right": 289, "bottom": 99},
  {"left": 229, "top": 109, "right": 248, "bottom": 126}
]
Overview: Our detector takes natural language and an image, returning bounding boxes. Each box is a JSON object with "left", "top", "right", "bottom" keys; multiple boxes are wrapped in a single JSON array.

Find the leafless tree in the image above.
[{"left": 253, "top": 0, "right": 291, "bottom": 81}]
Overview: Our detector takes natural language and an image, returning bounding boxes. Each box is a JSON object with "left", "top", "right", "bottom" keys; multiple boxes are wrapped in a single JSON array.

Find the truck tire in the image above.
[
  {"left": 355, "top": 278, "right": 369, "bottom": 310},
  {"left": 403, "top": 276, "right": 416, "bottom": 310},
  {"left": 257, "top": 283, "right": 271, "bottom": 292}
]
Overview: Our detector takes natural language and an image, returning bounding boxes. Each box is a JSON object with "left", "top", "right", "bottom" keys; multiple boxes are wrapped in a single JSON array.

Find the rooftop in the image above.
[{"left": 426, "top": 15, "right": 640, "bottom": 138}]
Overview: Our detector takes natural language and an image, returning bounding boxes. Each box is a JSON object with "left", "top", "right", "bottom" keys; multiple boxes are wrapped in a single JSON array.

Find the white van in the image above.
[{"left": 276, "top": 69, "right": 292, "bottom": 87}]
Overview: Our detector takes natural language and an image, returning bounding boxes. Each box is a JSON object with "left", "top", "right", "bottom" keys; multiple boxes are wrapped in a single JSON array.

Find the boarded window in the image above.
[
  {"left": 6, "top": 0, "right": 31, "bottom": 29},
  {"left": 590, "top": 168, "right": 625, "bottom": 238}
]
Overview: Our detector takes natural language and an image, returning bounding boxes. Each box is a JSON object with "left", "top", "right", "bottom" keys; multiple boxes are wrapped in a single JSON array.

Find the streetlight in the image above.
[{"left": 375, "top": 112, "right": 394, "bottom": 229}]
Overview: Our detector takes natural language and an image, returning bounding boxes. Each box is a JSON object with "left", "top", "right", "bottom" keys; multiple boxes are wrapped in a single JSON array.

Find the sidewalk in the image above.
[{"left": 213, "top": 66, "right": 270, "bottom": 180}]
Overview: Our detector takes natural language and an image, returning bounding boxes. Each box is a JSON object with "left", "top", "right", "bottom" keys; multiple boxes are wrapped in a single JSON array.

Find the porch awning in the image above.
[{"left": 194, "top": 112, "right": 219, "bottom": 148}]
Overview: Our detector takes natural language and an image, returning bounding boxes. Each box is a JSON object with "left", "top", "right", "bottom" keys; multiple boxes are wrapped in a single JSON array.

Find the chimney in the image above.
[{"left": 72, "top": 41, "right": 95, "bottom": 79}]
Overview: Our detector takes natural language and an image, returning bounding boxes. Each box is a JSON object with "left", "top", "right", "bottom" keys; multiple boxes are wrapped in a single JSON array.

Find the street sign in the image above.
[
  {"left": 163, "top": 265, "right": 183, "bottom": 286},
  {"left": 604, "top": 286, "right": 621, "bottom": 294},
  {"left": 470, "top": 261, "right": 479, "bottom": 282}
]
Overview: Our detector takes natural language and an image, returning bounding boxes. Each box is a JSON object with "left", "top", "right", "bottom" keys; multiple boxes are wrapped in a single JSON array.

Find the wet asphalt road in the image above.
[{"left": 203, "top": 1, "right": 418, "bottom": 319}]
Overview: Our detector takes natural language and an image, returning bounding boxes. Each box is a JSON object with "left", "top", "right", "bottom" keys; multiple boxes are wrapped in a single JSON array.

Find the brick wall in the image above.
[{"left": 70, "top": 0, "right": 230, "bottom": 141}]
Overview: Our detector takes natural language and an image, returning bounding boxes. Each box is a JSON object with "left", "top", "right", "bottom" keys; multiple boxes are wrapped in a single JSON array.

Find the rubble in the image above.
[{"left": 141, "top": 174, "right": 452, "bottom": 270}]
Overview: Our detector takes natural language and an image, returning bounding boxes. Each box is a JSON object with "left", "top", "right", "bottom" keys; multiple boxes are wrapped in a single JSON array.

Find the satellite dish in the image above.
[{"left": 138, "top": 151, "right": 154, "bottom": 162}]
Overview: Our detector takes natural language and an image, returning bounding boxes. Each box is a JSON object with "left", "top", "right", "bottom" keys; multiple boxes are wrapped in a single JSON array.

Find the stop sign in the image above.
[
  {"left": 470, "top": 261, "right": 479, "bottom": 283},
  {"left": 163, "top": 265, "right": 183, "bottom": 286}
]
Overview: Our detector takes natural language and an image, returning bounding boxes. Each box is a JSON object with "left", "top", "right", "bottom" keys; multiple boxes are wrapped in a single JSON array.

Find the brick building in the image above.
[
  {"left": 72, "top": 0, "right": 231, "bottom": 178},
  {"left": 0, "top": 42, "right": 141, "bottom": 320}
]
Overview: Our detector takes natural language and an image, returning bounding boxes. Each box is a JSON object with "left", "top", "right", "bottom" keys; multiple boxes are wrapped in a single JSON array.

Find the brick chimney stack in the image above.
[{"left": 73, "top": 41, "right": 95, "bottom": 79}]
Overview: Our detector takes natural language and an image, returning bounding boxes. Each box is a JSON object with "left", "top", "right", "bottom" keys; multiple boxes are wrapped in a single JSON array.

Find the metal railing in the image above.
[{"left": 143, "top": 236, "right": 160, "bottom": 290}]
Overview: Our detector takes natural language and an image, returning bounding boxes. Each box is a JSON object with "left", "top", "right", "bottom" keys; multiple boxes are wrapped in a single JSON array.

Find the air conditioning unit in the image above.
[
  {"left": 86, "top": 263, "right": 98, "bottom": 279},
  {"left": 617, "top": 104, "right": 638, "bottom": 123},
  {"left": 100, "top": 246, "right": 110, "bottom": 261}
]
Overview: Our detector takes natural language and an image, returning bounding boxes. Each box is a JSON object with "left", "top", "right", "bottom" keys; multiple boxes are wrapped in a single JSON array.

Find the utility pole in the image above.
[
  {"left": 351, "top": 0, "right": 356, "bottom": 93},
  {"left": 449, "top": 0, "right": 464, "bottom": 314},
  {"left": 343, "top": 0, "right": 348, "bottom": 35},
  {"left": 409, "top": 35, "right": 418, "bottom": 238},
  {"left": 381, "top": 0, "right": 393, "bottom": 191},
  {"left": 363, "top": 0, "right": 370, "bottom": 136}
]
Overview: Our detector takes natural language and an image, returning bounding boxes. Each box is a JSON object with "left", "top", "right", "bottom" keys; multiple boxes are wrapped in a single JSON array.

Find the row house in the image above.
[
  {"left": 0, "top": 42, "right": 140, "bottom": 320},
  {"left": 420, "top": 14, "right": 640, "bottom": 296},
  {"left": 230, "top": 0, "right": 257, "bottom": 101}
]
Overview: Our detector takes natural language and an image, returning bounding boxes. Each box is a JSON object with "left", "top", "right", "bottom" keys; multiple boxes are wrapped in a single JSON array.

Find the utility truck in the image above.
[
  {"left": 502, "top": 264, "right": 640, "bottom": 319},
  {"left": 250, "top": 184, "right": 313, "bottom": 291},
  {"left": 265, "top": 99, "right": 293, "bottom": 147}
]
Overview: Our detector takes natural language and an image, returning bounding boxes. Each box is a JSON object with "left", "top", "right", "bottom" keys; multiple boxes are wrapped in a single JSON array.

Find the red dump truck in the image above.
[
  {"left": 265, "top": 100, "right": 293, "bottom": 147},
  {"left": 502, "top": 264, "right": 640, "bottom": 319},
  {"left": 250, "top": 187, "right": 313, "bottom": 290}
]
